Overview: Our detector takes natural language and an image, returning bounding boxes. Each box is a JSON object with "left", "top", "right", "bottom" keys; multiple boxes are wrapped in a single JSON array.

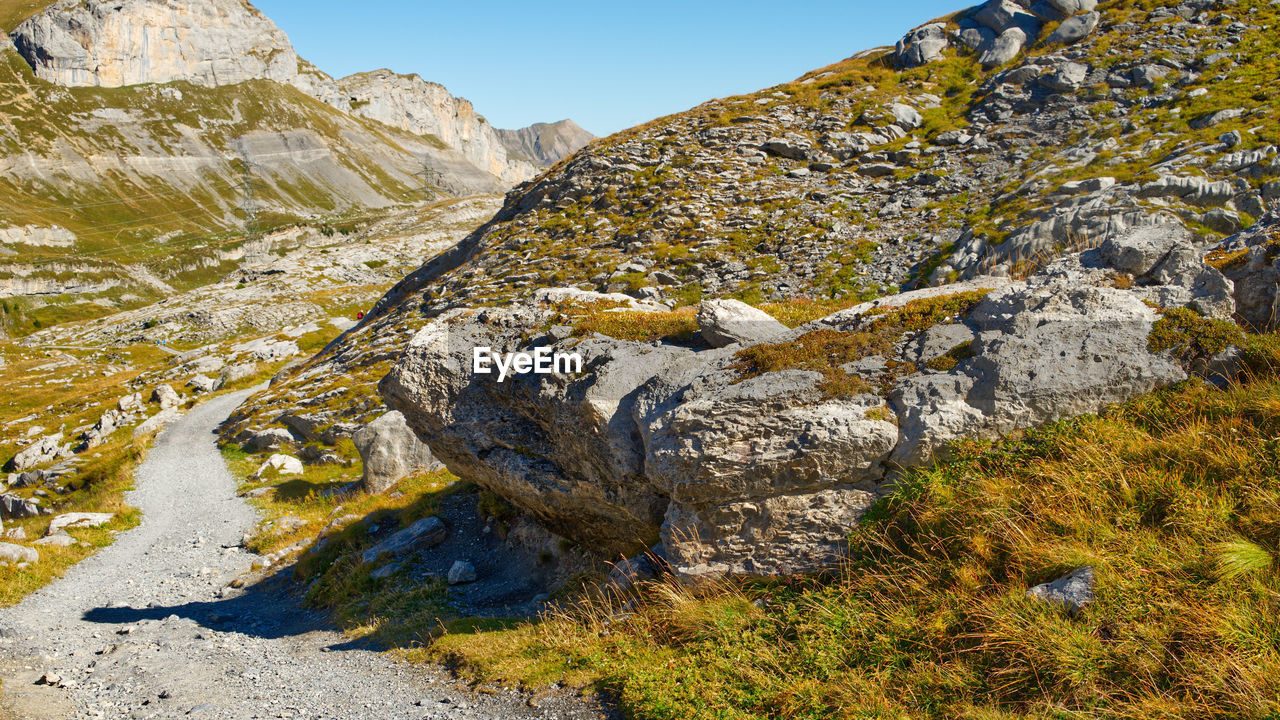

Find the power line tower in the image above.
[
  {"left": 414, "top": 157, "right": 442, "bottom": 201},
  {"left": 234, "top": 154, "right": 266, "bottom": 238}
]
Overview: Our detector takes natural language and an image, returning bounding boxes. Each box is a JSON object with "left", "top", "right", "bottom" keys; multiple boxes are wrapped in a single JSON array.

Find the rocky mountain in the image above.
[
  {"left": 497, "top": 119, "right": 596, "bottom": 166},
  {"left": 223, "top": 0, "right": 1278, "bottom": 576},
  {"left": 324, "top": 70, "right": 537, "bottom": 184},
  {"left": 0, "top": 0, "right": 581, "bottom": 331}
]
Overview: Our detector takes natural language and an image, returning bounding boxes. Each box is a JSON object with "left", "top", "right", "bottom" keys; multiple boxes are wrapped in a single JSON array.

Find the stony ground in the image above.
[{"left": 0, "top": 389, "right": 605, "bottom": 720}]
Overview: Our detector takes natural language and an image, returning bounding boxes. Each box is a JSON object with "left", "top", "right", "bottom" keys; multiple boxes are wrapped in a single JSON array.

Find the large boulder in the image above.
[
  {"left": 352, "top": 411, "right": 442, "bottom": 494},
  {"left": 894, "top": 23, "right": 949, "bottom": 69},
  {"left": 382, "top": 308, "right": 691, "bottom": 556},
  {"left": 383, "top": 225, "right": 1245, "bottom": 578}
]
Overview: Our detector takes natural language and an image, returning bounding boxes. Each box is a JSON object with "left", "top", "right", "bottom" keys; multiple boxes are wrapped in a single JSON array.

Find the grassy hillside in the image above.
[{"left": 0, "top": 0, "right": 55, "bottom": 32}]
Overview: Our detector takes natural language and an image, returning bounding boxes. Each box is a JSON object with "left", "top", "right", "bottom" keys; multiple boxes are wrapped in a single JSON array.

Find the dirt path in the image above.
[{"left": 0, "top": 389, "right": 600, "bottom": 720}]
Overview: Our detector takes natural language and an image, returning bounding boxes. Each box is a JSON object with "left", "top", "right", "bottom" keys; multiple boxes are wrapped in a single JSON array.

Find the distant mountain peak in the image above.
[{"left": 497, "top": 119, "right": 596, "bottom": 166}]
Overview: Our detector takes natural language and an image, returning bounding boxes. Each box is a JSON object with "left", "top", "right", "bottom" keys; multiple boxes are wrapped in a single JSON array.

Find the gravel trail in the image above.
[{"left": 0, "top": 390, "right": 600, "bottom": 720}]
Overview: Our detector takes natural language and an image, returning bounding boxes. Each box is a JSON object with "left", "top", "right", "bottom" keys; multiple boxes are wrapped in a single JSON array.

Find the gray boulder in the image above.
[
  {"left": 973, "top": 0, "right": 1042, "bottom": 35},
  {"left": 1214, "top": 211, "right": 1280, "bottom": 331},
  {"left": 353, "top": 411, "right": 441, "bottom": 494},
  {"left": 150, "top": 384, "right": 181, "bottom": 410},
  {"left": 47, "top": 512, "right": 113, "bottom": 535},
  {"left": 213, "top": 363, "right": 257, "bottom": 390},
  {"left": 1, "top": 493, "right": 40, "bottom": 520},
  {"left": 7, "top": 434, "right": 64, "bottom": 472},
  {"left": 381, "top": 307, "right": 693, "bottom": 557},
  {"left": 447, "top": 559, "right": 477, "bottom": 585},
  {"left": 1046, "top": 11, "right": 1099, "bottom": 45},
  {"left": 186, "top": 374, "right": 216, "bottom": 394},
  {"left": 980, "top": 28, "right": 1029, "bottom": 68},
  {"left": 1040, "top": 62, "right": 1089, "bottom": 92},
  {"left": 360, "top": 516, "right": 446, "bottom": 563},
  {"left": 241, "top": 427, "right": 295, "bottom": 452},
  {"left": 888, "top": 103, "right": 923, "bottom": 131},
  {"left": 894, "top": 23, "right": 949, "bottom": 68},
  {"left": 697, "top": 299, "right": 789, "bottom": 348},
  {"left": 1028, "top": 566, "right": 1096, "bottom": 614},
  {"left": 0, "top": 542, "right": 38, "bottom": 565}
]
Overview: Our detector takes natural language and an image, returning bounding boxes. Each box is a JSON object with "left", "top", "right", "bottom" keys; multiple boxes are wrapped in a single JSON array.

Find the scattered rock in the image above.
[
  {"left": 447, "top": 559, "right": 477, "bottom": 585},
  {"left": 186, "top": 375, "right": 216, "bottom": 394},
  {"left": 252, "top": 454, "right": 304, "bottom": 479},
  {"left": 359, "top": 516, "right": 446, "bottom": 563},
  {"left": 1027, "top": 566, "right": 1096, "bottom": 614},
  {"left": 0, "top": 542, "right": 38, "bottom": 565},
  {"left": 47, "top": 512, "right": 114, "bottom": 535}
]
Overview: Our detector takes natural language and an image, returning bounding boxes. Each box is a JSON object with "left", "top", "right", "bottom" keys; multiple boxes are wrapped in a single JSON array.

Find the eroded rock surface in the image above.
[{"left": 383, "top": 224, "right": 1244, "bottom": 579}]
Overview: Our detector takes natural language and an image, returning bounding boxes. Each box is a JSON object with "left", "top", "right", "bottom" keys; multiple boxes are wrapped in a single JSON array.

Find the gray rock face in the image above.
[
  {"left": 697, "top": 299, "right": 789, "bottom": 348},
  {"left": 981, "top": 28, "right": 1030, "bottom": 68},
  {"left": 332, "top": 70, "right": 538, "bottom": 185},
  {"left": 383, "top": 224, "right": 1241, "bottom": 579},
  {"left": 1027, "top": 566, "right": 1096, "bottom": 614},
  {"left": 1046, "top": 11, "right": 1100, "bottom": 45},
  {"left": 353, "top": 411, "right": 441, "bottom": 494},
  {"left": 894, "top": 24, "right": 949, "bottom": 68},
  {"left": 360, "top": 516, "right": 446, "bottom": 563},
  {"left": 1214, "top": 211, "right": 1280, "bottom": 331},
  {"left": 1, "top": 493, "right": 41, "bottom": 520},
  {"left": 11, "top": 0, "right": 299, "bottom": 88},
  {"left": 380, "top": 307, "right": 690, "bottom": 557}
]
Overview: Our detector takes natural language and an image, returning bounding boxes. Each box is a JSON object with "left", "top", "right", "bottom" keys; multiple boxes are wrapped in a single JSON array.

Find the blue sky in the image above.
[{"left": 254, "top": 1, "right": 964, "bottom": 137}]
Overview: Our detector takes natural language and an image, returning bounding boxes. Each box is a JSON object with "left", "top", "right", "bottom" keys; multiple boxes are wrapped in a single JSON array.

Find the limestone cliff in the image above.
[
  {"left": 10, "top": 0, "right": 299, "bottom": 88},
  {"left": 497, "top": 119, "right": 596, "bottom": 166},
  {"left": 330, "top": 70, "right": 538, "bottom": 185}
]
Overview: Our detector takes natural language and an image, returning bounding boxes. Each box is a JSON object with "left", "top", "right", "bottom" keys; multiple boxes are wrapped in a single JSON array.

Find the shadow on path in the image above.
[{"left": 80, "top": 568, "right": 381, "bottom": 651}]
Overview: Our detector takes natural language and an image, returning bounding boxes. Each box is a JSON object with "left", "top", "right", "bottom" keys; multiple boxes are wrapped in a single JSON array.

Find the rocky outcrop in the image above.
[
  {"left": 381, "top": 224, "right": 1242, "bottom": 579},
  {"left": 0, "top": 225, "right": 76, "bottom": 248},
  {"left": 333, "top": 70, "right": 537, "bottom": 185},
  {"left": 894, "top": 0, "right": 1103, "bottom": 70},
  {"left": 352, "top": 411, "right": 441, "bottom": 494},
  {"left": 11, "top": 0, "right": 299, "bottom": 88},
  {"left": 1214, "top": 211, "right": 1280, "bottom": 332},
  {"left": 496, "top": 120, "right": 596, "bottom": 167}
]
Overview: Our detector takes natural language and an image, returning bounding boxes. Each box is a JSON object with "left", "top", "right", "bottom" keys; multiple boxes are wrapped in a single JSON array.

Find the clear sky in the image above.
[{"left": 253, "top": 1, "right": 964, "bottom": 137}]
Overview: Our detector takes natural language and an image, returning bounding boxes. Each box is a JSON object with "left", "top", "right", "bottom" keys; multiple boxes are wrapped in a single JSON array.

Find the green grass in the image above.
[
  {"left": 220, "top": 441, "right": 463, "bottom": 646},
  {"left": 731, "top": 290, "right": 990, "bottom": 398},
  {"left": 0, "top": 0, "right": 55, "bottom": 31},
  {"left": 423, "top": 330, "right": 1280, "bottom": 720}
]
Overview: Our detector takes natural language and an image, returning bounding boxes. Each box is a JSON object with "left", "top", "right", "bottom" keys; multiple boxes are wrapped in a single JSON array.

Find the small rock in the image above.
[
  {"left": 447, "top": 560, "right": 477, "bottom": 585},
  {"left": 1027, "top": 566, "right": 1096, "bottom": 614}
]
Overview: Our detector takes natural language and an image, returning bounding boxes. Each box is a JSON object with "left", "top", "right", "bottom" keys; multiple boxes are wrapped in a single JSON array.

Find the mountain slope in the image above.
[
  {"left": 497, "top": 119, "right": 596, "bottom": 166},
  {"left": 228, "top": 0, "right": 1277, "bottom": 449},
  {"left": 0, "top": 0, "right": 585, "bottom": 334}
]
